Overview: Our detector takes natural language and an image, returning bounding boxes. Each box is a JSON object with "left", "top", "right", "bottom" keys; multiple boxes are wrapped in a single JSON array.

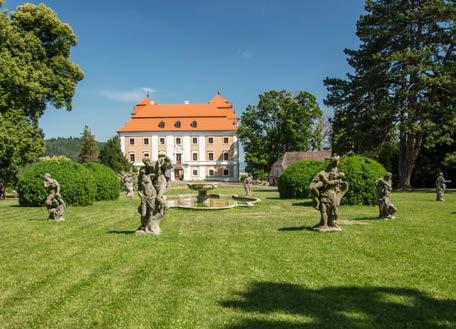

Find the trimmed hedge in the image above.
[
  {"left": 278, "top": 160, "right": 328, "bottom": 199},
  {"left": 17, "top": 159, "right": 96, "bottom": 206},
  {"left": 278, "top": 155, "right": 386, "bottom": 205},
  {"left": 339, "top": 155, "right": 386, "bottom": 206},
  {"left": 84, "top": 162, "right": 120, "bottom": 201}
]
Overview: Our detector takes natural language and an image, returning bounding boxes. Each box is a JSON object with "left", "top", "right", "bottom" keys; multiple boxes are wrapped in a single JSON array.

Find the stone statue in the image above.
[
  {"left": 121, "top": 172, "right": 134, "bottom": 198},
  {"left": 244, "top": 175, "right": 253, "bottom": 196},
  {"left": 136, "top": 155, "right": 173, "bottom": 236},
  {"left": 376, "top": 172, "right": 397, "bottom": 219},
  {"left": 44, "top": 173, "right": 65, "bottom": 221},
  {"left": 436, "top": 172, "right": 451, "bottom": 201},
  {"left": 309, "top": 156, "right": 348, "bottom": 232},
  {"left": 0, "top": 181, "right": 5, "bottom": 200}
]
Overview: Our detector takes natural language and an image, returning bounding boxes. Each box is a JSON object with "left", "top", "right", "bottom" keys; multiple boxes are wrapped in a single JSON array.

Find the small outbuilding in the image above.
[{"left": 269, "top": 151, "right": 331, "bottom": 186}]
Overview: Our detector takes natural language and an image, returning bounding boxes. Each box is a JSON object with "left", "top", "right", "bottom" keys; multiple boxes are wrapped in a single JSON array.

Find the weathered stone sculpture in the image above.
[
  {"left": 44, "top": 173, "right": 65, "bottom": 221},
  {"left": 244, "top": 175, "right": 253, "bottom": 196},
  {"left": 309, "top": 156, "right": 348, "bottom": 232},
  {"left": 121, "top": 172, "right": 134, "bottom": 198},
  {"left": 136, "top": 155, "right": 173, "bottom": 236},
  {"left": 376, "top": 172, "right": 397, "bottom": 219},
  {"left": 436, "top": 172, "right": 451, "bottom": 201}
]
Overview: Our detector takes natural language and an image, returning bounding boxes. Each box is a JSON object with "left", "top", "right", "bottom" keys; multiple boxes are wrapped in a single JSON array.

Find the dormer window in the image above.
[
  {"left": 159, "top": 121, "right": 165, "bottom": 128},
  {"left": 175, "top": 121, "right": 181, "bottom": 128},
  {"left": 191, "top": 121, "right": 197, "bottom": 128}
]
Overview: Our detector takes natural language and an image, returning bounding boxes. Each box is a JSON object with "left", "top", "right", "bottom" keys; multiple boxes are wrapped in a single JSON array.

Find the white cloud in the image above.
[
  {"left": 239, "top": 50, "right": 252, "bottom": 59},
  {"left": 100, "top": 87, "right": 159, "bottom": 102}
]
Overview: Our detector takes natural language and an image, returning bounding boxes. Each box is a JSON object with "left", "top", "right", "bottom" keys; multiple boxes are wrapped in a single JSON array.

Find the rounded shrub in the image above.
[
  {"left": 84, "top": 162, "right": 120, "bottom": 201},
  {"left": 17, "top": 158, "right": 96, "bottom": 206},
  {"left": 338, "top": 155, "right": 387, "bottom": 206},
  {"left": 278, "top": 160, "right": 328, "bottom": 199}
]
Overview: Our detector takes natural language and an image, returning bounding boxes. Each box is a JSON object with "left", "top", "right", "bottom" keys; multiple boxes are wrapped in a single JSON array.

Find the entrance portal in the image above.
[{"left": 174, "top": 168, "right": 184, "bottom": 181}]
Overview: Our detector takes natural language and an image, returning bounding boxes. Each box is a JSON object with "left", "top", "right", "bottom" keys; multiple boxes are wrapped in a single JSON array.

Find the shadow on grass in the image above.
[
  {"left": 351, "top": 216, "right": 381, "bottom": 221},
  {"left": 278, "top": 226, "right": 313, "bottom": 232},
  {"left": 107, "top": 230, "right": 136, "bottom": 235},
  {"left": 291, "top": 201, "right": 314, "bottom": 207},
  {"left": 220, "top": 282, "right": 455, "bottom": 329}
]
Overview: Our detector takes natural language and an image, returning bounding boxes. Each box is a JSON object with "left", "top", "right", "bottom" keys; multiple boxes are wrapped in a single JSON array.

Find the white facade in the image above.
[{"left": 119, "top": 131, "right": 240, "bottom": 181}]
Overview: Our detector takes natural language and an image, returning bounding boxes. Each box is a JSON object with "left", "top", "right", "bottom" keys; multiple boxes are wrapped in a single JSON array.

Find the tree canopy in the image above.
[
  {"left": 0, "top": 3, "right": 83, "bottom": 184},
  {"left": 324, "top": 0, "right": 456, "bottom": 188},
  {"left": 238, "top": 90, "right": 322, "bottom": 178}
]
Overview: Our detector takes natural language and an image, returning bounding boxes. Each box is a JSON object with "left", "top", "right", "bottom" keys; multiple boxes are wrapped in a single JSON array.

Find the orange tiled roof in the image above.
[{"left": 118, "top": 93, "right": 239, "bottom": 132}]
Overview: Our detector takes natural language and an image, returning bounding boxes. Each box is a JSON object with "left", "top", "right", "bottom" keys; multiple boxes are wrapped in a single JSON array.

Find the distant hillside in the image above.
[{"left": 44, "top": 137, "right": 105, "bottom": 161}]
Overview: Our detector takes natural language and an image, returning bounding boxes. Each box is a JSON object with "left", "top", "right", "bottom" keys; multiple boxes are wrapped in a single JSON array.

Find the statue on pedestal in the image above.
[
  {"left": 436, "top": 172, "right": 451, "bottom": 201},
  {"left": 121, "top": 172, "right": 134, "bottom": 198},
  {"left": 309, "top": 156, "right": 348, "bottom": 232},
  {"left": 44, "top": 173, "right": 65, "bottom": 221},
  {"left": 136, "top": 156, "right": 172, "bottom": 236},
  {"left": 376, "top": 172, "right": 397, "bottom": 219},
  {"left": 244, "top": 175, "right": 253, "bottom": 196}
]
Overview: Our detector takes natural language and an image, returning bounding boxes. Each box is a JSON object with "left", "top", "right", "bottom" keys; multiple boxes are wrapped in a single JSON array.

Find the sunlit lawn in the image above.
[{"left": 0, "top": 186, "right": 455, "bottom": 329}]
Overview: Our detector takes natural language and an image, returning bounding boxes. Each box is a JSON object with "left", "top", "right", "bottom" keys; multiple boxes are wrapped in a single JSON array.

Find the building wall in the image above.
[{"left": 120, "top": 131, "right": 239, "bottom": 181}]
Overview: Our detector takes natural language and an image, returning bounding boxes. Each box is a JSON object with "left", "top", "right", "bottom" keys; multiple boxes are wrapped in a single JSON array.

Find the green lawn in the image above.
[{"left": 0, "top": 186, "right": 455, "bottom": 329}]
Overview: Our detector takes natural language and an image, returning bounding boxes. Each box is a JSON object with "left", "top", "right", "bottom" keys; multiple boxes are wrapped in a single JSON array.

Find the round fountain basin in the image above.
[
  {"left": 166, "top": 194, "right": 260, "bottom": 210},
  {"left": 187, "top": 183, "right": 218, "bottom": 192}
]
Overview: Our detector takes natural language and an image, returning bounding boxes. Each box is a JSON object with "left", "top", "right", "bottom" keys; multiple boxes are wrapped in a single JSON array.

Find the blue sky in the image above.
[{"left": 4, "top": 0, "right": 365, "bottom": 142}]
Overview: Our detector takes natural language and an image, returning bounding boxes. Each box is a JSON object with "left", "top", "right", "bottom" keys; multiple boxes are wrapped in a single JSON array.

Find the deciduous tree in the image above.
[{"left": 239, "top": 90, "right": 322, "bottom": 178}]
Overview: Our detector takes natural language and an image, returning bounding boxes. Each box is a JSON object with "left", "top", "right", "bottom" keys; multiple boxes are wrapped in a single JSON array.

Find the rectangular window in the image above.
[
  {"left": 192, "top": 153, "right": 198, "bottom": 161},
  {"left": 176, "top": 153, "right": 182, "bottom": 164},
  {"left": 223, "top": 169, "right": 229, "bottom": 176},
  {"left": 192, "top": 137, "right": 198, "bottom": 144},
  {"left": 223, "top": 152, "right": 229, "bottom": 161},
  {"left": 143, "top": 138, "right": 149, "bottom": 145},
  {"left": 160, "top": 138, "right": 165, "bottom": 145},
  {"left": 208, "top": 137, "right": 214, "bottom": 144},
  {"left": 209, "top": 169, "right": 215, "bottom": 176},
  {"left": 224, "top": 137, "right": 229, "bottom": 144},
  {"left": 192, "top": 169, "right": 198, "bottom": 176},
  {"left": 129, "top": 153, "right": 135, "bottom": 162},
  {"left": 208, "top": 152, "right": 214, "bottom": 161},
  {"left": 176, "top": 138, "right": 181, "bottom": 145},
  {"left": 129, "top": 138, "right": 135, "bottom": 145}
]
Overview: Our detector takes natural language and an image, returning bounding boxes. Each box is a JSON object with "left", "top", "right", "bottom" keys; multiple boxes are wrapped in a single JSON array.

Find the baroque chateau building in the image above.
[{"left": 118, "top": 93, "right": 240, "bottom": 181}]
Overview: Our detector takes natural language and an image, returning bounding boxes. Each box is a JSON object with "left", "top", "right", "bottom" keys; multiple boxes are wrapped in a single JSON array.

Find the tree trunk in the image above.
[{"left": 398, "top": 131, "right": 423, "bottom": 188}]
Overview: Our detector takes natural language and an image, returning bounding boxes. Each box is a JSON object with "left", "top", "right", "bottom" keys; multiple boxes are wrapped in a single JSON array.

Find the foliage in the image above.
[
  {"left": 0, "top": 3, "right": 83, "bottom": 185},
  {"left": 324, "top": 0, "right": 456, "bottom": 188},
  {"left": 79, "top": 125, "right": 98, "bottom": 163},
  {"left": 278, "top": 160, "right": 327, "bottom": 199},
  {"left": 17, "top": 158, "right": 96, "bottom": 206},
  {"left": 0, "top": 3, "right": 84, "bottom": 122},
  {"left": 310, "top": 116, "right": 331, "bottom": 151},
  {"left": 338, "top": 155, "right": 387, "bottom": 206},
  {"left": 99, "top": 135, "right": 131, "bottom": 173},
  {"left": 84, "top": 162, "right": 120, "bottom": 201},
  {"left": 45, "top": 137, "right": 104, "bottom": 161},
  {"left": 0, "top": 188, "right": 455, "bottom": 328},
  {"left": 0, "top": 110, "right": 45, "bottom": 186},
  {"left": 239, "top": 90, "right": 322, "bottom": 177}
]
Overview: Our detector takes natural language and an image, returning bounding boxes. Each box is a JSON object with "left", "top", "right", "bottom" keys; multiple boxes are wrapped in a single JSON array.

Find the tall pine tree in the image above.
[
  {"left": 325, "top": 0, "right": 456, "bottom": 188},
  {"left": 79, "top": 125, "right": 98, "bottom": 163},
  {"left": 99, "top": 136, "right": 131, "bottom": 173}
]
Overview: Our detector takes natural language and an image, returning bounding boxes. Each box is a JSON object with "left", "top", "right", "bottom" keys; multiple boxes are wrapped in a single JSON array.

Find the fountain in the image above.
[
  {"left": 166, "top": 182, "right": 260, "bottom": 210},
  {"left": 187, "top": 183, "right": 218, "bottom": 202}
]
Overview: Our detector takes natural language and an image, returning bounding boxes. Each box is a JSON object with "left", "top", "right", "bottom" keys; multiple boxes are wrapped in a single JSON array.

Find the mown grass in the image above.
[{"left": 0, "top": 186, "right": 455, "bottom": 329}]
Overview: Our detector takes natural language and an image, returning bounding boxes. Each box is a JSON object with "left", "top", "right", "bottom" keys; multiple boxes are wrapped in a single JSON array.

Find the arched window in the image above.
[
  {"left": 159, "top": 121, "right": 165, "bottom": 128},
  {"left": 175, "top": 121, "right": 181, "bottom": 128},
  {"left": 191, "top": 121, "right": 197, "bottom": 128}
]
